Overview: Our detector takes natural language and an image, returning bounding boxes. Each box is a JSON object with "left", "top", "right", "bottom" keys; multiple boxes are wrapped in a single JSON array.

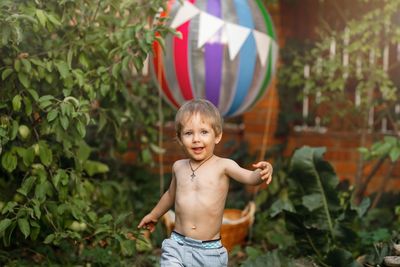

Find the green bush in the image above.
[{"left": 0, "top": 0, "right": 171, "bottom": 265}]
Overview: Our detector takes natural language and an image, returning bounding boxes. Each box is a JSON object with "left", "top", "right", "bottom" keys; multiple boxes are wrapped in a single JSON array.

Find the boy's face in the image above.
[{"left": 179, "top": 113, "right": 222, "bottom": 162}]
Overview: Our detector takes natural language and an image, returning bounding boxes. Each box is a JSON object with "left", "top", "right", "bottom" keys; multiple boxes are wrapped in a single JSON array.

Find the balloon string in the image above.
[
  {"left": 254, "top": 85, "right": 275, "bottom": 195},
  {"left": 248, "top": 84, "right": 275, "bottom": 244}
]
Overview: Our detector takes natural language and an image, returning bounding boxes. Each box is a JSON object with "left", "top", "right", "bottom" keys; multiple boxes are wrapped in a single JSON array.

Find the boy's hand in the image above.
[
  {"left": 252, "top": 161, "right": 273, "bottom": 185},
  {"left": 137, "top": 214, "right": 158, "bottom": 233}
]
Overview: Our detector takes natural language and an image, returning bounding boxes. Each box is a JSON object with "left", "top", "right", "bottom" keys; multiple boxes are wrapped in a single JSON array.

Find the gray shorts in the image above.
[{"left": 160, "top": 231, "right": 228, "bottom": 267}]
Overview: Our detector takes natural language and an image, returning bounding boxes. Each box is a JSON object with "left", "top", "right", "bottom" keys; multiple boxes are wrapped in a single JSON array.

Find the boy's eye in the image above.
[
  {"left": 201, "top": 130, "right": 208, "bottom": 135},
  {"left": 183, "top": 131, "right": 192, "bottom": 136}
]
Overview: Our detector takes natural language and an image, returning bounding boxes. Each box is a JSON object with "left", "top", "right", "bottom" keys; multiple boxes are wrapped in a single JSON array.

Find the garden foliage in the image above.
[
  {"left": 249, "top": 146, "right": 395, "bottom": 267},
  {"left": 0, "top": 0, "right": 171, "bottom": 265}
]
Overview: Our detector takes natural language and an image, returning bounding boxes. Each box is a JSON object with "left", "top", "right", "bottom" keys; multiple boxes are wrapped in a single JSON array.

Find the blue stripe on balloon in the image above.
[{"left": 225, "top": 0, "right": 256, "bottom": 116}]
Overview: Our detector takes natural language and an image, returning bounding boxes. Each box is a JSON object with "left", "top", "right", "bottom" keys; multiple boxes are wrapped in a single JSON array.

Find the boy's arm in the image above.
[
  {"left": 137, "top": 171, "right": 177, "bottom": 232},
  {"left": 225, "top": 159, "right": 273, "bottom": 185}
]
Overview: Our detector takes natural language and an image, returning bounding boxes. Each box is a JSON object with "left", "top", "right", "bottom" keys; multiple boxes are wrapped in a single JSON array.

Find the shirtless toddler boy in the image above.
[{"left": 138, "top": 99, "right": 273, "bottom": 266}]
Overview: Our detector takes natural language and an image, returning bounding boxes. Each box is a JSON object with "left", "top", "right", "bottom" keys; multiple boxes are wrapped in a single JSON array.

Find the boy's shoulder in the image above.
[
  {"left": 172, "top": 159, "right": 188, "bottom": 169},
  {"left": 214, "top": 156, "right": 235, "bottom": 164}
]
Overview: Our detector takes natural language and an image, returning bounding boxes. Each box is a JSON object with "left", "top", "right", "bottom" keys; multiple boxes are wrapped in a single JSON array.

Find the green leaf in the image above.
[
  {"left": 270, "top": 198, "right": 295, "bottom": 217},
  {"left": 23, "top": 96, "right": 32, "bottom": 116},
  {"left": 44, "top": 233, "right": 55, "bottom": 244},
  {"left": 94, "top": 225, "right": 111, "bottom": 235},
  {"left": 47, "top": 109, "right": 58, "bottom": 122},
  {"left": 38, "top": 95, "right": 55, "bottom": 103},
  {"left": 76, "top": 120, "right": 86, "bottom": 138},
  {"left": 18, "top": 73, "right": 30, "bottom": 88},
  {"left": 59, "top": 115, "right": 69, "bottom": 130},
  {"left": 383, "top": 136, "right": 397, "bottom": 145},
  {"left": 120, "top": 239, "right": 135, "bottom": 256},
  {"left": 21, "top": 58, "right": 32, "bottom": 73},
  {"left": 302, "top": 193, "right": 323, "bottom": 211},
  {"left": 389, "top": 146, "right": 400, "bottom": 162},
  {"left": 2, "top": 202, "right": 17, "bottom": 215},
  {"left": 98, "top": 214, "right": 113, "bottom": 224},
  {"left": 52, "top": 169, "right": 68, "bottom": 189},
  {"left": 3, "top": 221, "right": 16, "bottom": 247},
  {"left": 46, "top": 13, "right": 61, "bottom": 26},
  {"left": 35, "top": 9, "right": 47, "bottom": 27},
  {"left": 1, "top": 68, "right": 13, "bottom": 80},
  {"left": 38, "top": 141, "right": 52, "bottom": 167},
  {"left": 17, "top": 218, "right": 30, "bottom": 239},
  {"left": 112, "top": 63, "right": 121, "bottom": 78},
  {"left": 115, "top": 212, "right": 132, "bottom": 226},
  {"left": 326, "top": 248, "right": 358, "bottom": 267},
  {"left": 76, "top": 141, "right": 91, "bottom": 162},
  {"left": 73, "top": 69, "right": 84, "bottom": 87},
  {"left": 289, "top": 146, "right": 340, "bottom": 237},
  {"left": 10, "top": 120, "right": 19, "bottom": 140},
  {"left": 352, "top": 197, "right": 370, "bottom": 217},
  {"left": 0, "top": 218, "right": 12, "bottom": 234},
  {"left": 17, "top": 176, "right": 37, "bottom": 196},
  {"left": 98, "top": 112, "right": 107, "bottom": 132},
  {"left": 122, "top": 56, "right": 130, "bottom": 72},
  {"left": 83, "top": 160, "right": 109, "bottom": 176},
  {"left": 373, "top": 141, "right": 392, "bottom": 157},
  {"left": 12, "top": 95, "right": 22, "bottom": 111},
  {"left": 141, "top": 148, "right": 152, "bottom": 163},
  {"left": 26, "top": 89, "right": 39, "bottom": 101},
  {"left": 78, "top": 53, "right": 89, "bottom": 69},
  {"left": 30, "top": 221, "right": 40, "bottom": 240},
  {"left": 150, "top": 143, "right": 166, "bottom": 154},
  {"left": 14, "top": 60, "right": 21, "bottom": 72},
  {"left": 35, "top": 180, "right": 52, "bottom": 200},
  {"left": 15, "top": 147, "right": 26, "bottom": 158},
  {"left": 22, "top": 147, "right": 35, "bottom": 166},
  {"left": 132, "top": 57, "right": 142, "bottom": 72},
  {"left": 1, "top": 152, "right": 17, "bottom": 173},
  {"left": 30, "top": 58, "right": 46, "bottom": 68},
  {"left": 32, "top": 199, "right": 41, "bottom": 219},
  {"left": 55, "top": 61, "right": 69, "bottom": 79},
  {"left": 39, "top": 100, "right": 52, "bottom": 110}
]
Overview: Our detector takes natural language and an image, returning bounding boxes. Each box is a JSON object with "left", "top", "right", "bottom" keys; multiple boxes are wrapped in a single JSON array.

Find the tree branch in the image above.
[{"left": 371, "top": 161, "right": 396, "bottom": 209}]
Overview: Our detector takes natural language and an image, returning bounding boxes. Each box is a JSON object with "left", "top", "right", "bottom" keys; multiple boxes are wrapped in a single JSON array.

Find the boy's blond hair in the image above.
[{"left": 175, "top": 99, "right": 223, "bottom": 140}]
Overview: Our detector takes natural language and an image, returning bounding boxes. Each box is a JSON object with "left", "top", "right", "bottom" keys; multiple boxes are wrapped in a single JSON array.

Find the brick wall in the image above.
[{"left": 241, "top": 2, "right": 400, "bottom": 194}]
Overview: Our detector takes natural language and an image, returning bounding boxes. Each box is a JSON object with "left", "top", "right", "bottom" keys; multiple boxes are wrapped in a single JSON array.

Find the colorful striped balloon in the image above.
[{"left": 152, "top": 0, "right": 278, "bottom": 117}]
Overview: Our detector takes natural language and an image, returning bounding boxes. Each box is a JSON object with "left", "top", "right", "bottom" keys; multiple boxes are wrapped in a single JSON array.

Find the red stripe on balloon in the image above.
[
  {"left": 153, "top": 39, "right": 179, "bottom": 108},
  {"left": 152, "top": 1, "right": 179, "bottom": 108},
  {"left": 173, "top": 0, "right": 195, "bottom": 100}
]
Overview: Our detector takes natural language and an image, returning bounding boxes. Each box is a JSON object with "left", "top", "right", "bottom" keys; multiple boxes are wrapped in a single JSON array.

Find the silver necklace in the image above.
[{"left": 188, "top": 155, "right": 214, "bottom": 181}]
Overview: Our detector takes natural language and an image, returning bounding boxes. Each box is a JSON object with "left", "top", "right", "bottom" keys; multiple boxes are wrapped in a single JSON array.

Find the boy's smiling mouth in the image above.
[{"left": 192, "top": 147, "right": 204, "bottom": 153}]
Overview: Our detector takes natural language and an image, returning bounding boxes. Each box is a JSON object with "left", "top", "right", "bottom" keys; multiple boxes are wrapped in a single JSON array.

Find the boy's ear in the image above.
[{"left": 215, "top": 133, "right": 222, "bottom": 144}]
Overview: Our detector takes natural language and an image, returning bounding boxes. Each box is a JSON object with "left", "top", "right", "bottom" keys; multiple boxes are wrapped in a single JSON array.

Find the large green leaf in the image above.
[
  {"left": 0, "top": 218, "right": 12, "bottom": 234},
  {"left": 17, "top": 176, "right": 37, "bottom": 196},
  {"left": 83, "top": 160, "right": 109, "bottom": 176},
  {"left": 289, "top": 146, "right": 340, "bottom": 236},
  {"left": 17, "top": 218, "right": 30, "bottom": 239},
  {"left": 1, "top": 151, "right": 17, "bottom": 173},
  {"left": 325, "top": 248, "right": 363, "bottom": 267}
]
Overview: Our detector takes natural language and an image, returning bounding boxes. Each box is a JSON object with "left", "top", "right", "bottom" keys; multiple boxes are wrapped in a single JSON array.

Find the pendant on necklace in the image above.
[{"left": 188, "top": 155, "right": 214, "bottom": 182}]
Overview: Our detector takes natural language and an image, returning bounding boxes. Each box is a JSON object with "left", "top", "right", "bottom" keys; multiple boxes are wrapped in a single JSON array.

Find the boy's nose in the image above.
[{"left": 192, "top": 133, "right": 200, "bottom": 142}]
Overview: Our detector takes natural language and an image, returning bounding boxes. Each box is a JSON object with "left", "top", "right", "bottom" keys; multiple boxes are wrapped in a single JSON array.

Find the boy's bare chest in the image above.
[{"left": 175, "top": 169, "right": 227, "bottom": 191}]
